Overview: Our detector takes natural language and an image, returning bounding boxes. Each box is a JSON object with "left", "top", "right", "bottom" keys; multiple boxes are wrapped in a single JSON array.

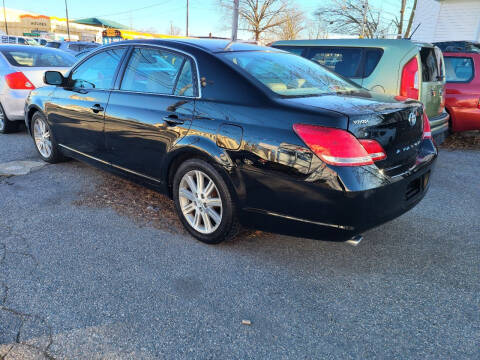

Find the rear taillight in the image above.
[
  {"left": 358, "top": 139, "right": 387, "bottom": 162},
  {"left": 5, "top": 72, "right": 35, "bottom": 90},
  {"left": 400, "top": 57, "right": 419, "bottom": 100},
  {"left": 477, "top": 98, "right": 480, "bottom": 109},
  {"left": 293, "top": 124, "right": 386, "bottom": 166},
  {"left": 422, "top": 112, "right": 432, "bottom": 140}
]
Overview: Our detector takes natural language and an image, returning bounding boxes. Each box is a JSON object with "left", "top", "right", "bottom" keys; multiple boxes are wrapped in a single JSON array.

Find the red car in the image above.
[{"left": 443, "top": 52, "right": 480, "bottom": 132}]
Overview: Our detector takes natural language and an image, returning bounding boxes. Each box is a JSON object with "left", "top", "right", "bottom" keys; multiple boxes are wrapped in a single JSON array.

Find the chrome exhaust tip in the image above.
[{"left": 346, "top": 235, "right": 363, "bottom": 246}]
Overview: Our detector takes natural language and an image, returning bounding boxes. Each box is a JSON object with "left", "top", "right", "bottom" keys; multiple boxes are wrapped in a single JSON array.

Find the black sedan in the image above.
[{"left": 25, "top": 39, "right": 437, "bottom": 244}]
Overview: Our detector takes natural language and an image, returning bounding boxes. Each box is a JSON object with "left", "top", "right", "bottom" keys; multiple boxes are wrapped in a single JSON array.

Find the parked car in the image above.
[
  {"left": 435, "top": 41, "right": 480, "bottom": 53},
  {"left": 272, "top": 39, "right": 450, "bottom": 143},
  {"left": 46, "top": 41, "right": 100, "bottom": 54},
  {"left": 441, "top": 50, "right": 480, "bottom": 132},
  {"left": 25, "top": 39, "right": 437, "bottom": 244},
  {"left": 1, "top": 35, "right": 38, "bottom": 46},
  {"left": 0, "top": 45, "right": 75, "bottom": 133},
  {"left": 75, "top": 49, "right": 95, "bottom": 59},
  {"left": 32, "top": 38, "right": 48, "bottom": 46}
]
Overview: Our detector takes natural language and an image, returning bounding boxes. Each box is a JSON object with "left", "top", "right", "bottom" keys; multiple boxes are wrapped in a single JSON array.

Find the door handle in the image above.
[
  {"left": 91, "top": 104, "right": 104, "bottom": 113},
  {"left": 163, "top": 114, "right": 185, "bottom": 126}
]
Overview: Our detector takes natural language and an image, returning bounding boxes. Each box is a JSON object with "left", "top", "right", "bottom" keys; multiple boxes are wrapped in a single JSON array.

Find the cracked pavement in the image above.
[{"left": 0, "top": 131, "right": 479, "bottom": 359}]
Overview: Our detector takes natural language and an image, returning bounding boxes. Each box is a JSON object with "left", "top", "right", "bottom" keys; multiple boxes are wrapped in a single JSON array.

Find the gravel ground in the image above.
[{"left": 0, "top": 131, "right": 479, "bottom": 359}]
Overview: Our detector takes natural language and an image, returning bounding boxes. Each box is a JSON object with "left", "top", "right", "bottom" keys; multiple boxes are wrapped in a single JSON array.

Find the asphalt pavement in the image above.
[{"left": 0, "top": 131, "right": 479, "bottom": 359}]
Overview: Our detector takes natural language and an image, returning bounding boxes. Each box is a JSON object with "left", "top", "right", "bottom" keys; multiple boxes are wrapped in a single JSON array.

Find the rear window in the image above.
[
  {"left": 420, "top": 47, "right": 444, "bottom": 82},
  {"left": 445, "top": 57, "right": 474, "bottom": 83},
  {"left": 1, "top": 49, "right": 75, "bottom": 67},
  {"left": 280, "top": 46, "right": 383, "bottom": 79},
  {"left": 222, "top": 51, "right": 361, "bottom": 97}
]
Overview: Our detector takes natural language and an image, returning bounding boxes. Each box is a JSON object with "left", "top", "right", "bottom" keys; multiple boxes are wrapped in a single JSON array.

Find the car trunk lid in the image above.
[{"left": 283, "top": 93, "right": 424, "bottom": 172}]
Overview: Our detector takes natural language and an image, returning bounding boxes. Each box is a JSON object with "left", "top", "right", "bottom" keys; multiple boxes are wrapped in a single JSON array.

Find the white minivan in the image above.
[{"left": 0, "top": 35, "right": 38, "bottom": 46}]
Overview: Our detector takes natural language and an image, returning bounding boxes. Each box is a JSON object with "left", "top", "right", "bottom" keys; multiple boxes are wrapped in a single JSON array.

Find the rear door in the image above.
[
  {"left": 419, "top": 46, "right": 445, "bottom": 118},
  {"left": 104, "top": 45, "right": 196, "bottom": 180}
]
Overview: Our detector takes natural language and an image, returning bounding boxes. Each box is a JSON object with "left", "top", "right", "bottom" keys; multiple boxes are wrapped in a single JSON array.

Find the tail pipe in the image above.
[{"left": 346, "top": 235, "right": 363, "bottom": 246}]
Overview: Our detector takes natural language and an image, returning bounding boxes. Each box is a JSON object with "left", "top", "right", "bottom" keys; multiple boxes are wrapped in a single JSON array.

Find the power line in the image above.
[{"left": 91, "top": 0, "right": 174, "bottom": 19}]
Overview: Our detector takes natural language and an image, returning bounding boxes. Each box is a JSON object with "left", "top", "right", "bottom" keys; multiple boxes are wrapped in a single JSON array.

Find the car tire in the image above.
[
  {"left": 0, "top": 103, "right": 19, "bottom": 134},
  {"left": 31, "top": 112, "right": 64, "bottom": 163},
  {"left": 173, "top": 159, "right": 240, "bottom": 244}
]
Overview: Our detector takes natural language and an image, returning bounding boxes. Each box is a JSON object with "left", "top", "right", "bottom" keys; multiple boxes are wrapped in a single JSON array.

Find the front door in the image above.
[
  {"left": 104, "top": 46, "right": 197, "bottom": 180},
  {"left": 48, "top": 47, "right": 127, "bottom": 158}
]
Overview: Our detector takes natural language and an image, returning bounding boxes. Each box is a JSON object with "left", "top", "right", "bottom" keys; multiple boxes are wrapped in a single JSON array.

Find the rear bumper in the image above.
[
  {"left": 0, "top": 90, "right": 30, "bottom": 121},
  {"left": 429, "top": 111, "right": 449, "bottom": 144},
  {"left": 240, "top": 142, "right": 437, "bottom": 241}
]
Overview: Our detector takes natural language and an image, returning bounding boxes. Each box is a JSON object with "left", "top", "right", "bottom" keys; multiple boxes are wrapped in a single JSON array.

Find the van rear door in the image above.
[{"left": 419, "top": 46, "right": 445, "bottom": 119}]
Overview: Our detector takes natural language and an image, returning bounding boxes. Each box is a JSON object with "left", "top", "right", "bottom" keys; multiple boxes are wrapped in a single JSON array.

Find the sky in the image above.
[{"left": 9, "top": 0, "right": 409, "bottom": 40}]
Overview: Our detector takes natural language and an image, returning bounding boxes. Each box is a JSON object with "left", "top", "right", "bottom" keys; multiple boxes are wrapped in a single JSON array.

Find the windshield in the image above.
[
  {"left": 221, "top": 51, "right": 361, "bottom": 97},
  {"left": 1, "top": 49, "right": 75, "bottom": 67}
]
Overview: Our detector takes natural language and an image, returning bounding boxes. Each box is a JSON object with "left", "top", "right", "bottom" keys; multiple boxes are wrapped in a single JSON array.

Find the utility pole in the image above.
[
  {"left": 186, "top": 0, "right": 189, "bottom": 36},
  {"left": 65, "top": 0, "right": 71, "bottom": 41},
  {"left": 231, "top": 0, "right": 239, "bottom": 40},
  {"left": 398, "top": 0, "right": 407, "bottom": 38},
  {"left": 360, "top": 0, "right": 368, "bottom": 38},
  {"left": 2, "top": 0, "right": 8, "bottom": 35}
]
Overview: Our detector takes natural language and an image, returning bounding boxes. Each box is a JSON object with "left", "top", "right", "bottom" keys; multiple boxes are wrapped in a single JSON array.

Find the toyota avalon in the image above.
[{"left": 24, "top": 39, "right": 437, "bottom": 244}]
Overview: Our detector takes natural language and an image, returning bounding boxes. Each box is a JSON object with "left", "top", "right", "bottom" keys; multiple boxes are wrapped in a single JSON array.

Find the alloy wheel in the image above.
[
  {"left": 33, "top": 117, "right": 52, "bottom": 159},
  {"left": 178, "top": 170, "right": 223, "bottom": 234}
]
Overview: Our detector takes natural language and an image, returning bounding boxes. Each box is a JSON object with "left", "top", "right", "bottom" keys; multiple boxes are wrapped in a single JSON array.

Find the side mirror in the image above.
[{"left": 44, "top": 71, "right": 64, "bottom": 86}]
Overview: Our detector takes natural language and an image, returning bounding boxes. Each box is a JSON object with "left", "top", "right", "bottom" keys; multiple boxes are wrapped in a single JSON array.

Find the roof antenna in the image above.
[{"left": 407, "top": 23, "right": 421, "bottom": 40}]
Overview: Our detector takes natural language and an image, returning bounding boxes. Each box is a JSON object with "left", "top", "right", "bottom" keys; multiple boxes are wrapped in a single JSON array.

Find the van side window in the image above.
[
  {"left": 444, "top": 57, "right": 474, "bottom": 83},
  {"left": 305, "top": 47, "right": 383, "bottom": 79},
  {"left": 364, "top": 49, "right": 383, "bottom": 77}
]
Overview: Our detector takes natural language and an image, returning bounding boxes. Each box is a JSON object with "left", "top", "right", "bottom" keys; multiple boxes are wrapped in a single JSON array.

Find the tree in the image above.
[
  {"left": 276, "top": 7, "right": 305, "bottom": 40},
  {"left": 306, "top": 16, "right": 328, "bottom": 40},
  {"left": 395, "top": 0, "right": 418, "bottom": 38},
  {"left": 167, "top": 22, "right": 181, "bottom": 36},
  {"left": 315, "top": 0, "right": 388, "bottom": 39},
  {"left": 219, "top": 0, "right": 290, "bottom": 41}
]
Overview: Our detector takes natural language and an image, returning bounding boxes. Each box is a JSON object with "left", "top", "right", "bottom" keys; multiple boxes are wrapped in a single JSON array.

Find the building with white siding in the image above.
[{"left": 411, "top": 0, "right": 480, "bottom": 43}]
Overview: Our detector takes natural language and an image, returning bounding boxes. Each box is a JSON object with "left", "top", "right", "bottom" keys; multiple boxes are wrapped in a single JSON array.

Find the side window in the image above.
[
  {"left": 307, "top": 47, "right": 364, "bottom": 78},
  {"left": 174, "top": 60, "right": 195, "bottom": 96},
  {"left": 71, "top": 48, "right": 125, "bottom": 90},
  {"left": 17, "top": 37, "right": 25, "bottom": 44},
  {"left": 444, "top": 57, "right": 474, "bottom": 83},
  {"left": 121, "top": 47, "right": 185, "bottom": 95},
  {"left": 363, "top": 49, "right": 383, "bottom": 77}
]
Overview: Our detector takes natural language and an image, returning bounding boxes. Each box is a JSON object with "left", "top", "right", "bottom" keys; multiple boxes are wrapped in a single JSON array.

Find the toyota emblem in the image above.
[{"left": 408, "top": 111, "right": 417, "bottom": 126}]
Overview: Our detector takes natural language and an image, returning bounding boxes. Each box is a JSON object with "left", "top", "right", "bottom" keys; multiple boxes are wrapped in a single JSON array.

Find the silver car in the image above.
[{"left": 0, "top": 45, "right": 75, "bottom": 133}]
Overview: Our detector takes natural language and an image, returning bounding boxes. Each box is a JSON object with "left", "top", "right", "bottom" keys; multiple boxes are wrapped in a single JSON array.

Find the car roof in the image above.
[
  {"left": 443, "top": 51, "right": 479, "bottom": 56},
  {"left": 103, "top": 38, "right": 273, "bottom": 53},
  {"left": 272, "top": 38, "right": 436, "bottom": 50},
  {"left": 0, "top": 44, "right": 75, "bottom": 55}
]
